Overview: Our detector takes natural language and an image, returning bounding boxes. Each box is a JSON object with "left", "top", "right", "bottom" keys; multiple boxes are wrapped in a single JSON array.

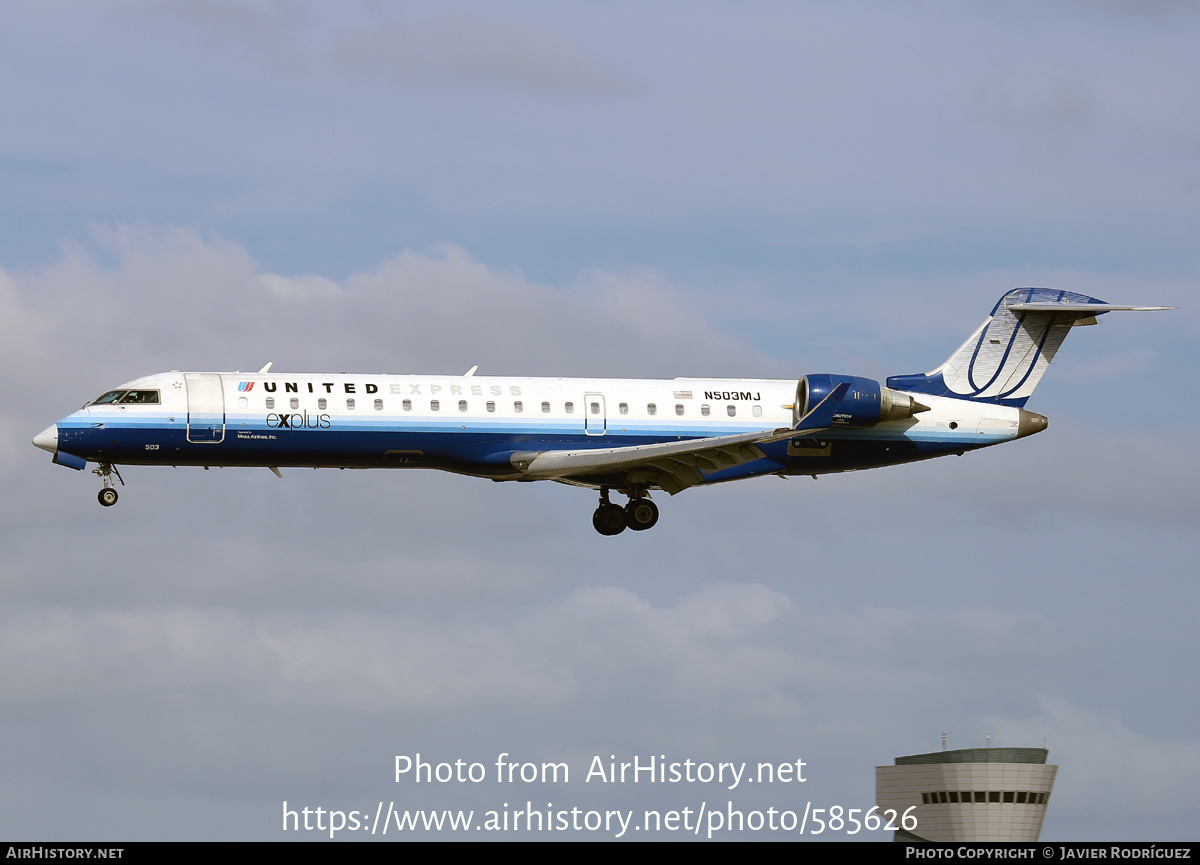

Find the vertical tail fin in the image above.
[{"left": 887, "top": 288, "right": 1171, "bottom": 407}]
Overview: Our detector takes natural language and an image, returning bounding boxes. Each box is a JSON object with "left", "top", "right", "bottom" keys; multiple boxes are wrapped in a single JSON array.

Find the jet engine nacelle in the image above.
[{"left": 794, "top": 374, "right": 929, "bottom": 428}]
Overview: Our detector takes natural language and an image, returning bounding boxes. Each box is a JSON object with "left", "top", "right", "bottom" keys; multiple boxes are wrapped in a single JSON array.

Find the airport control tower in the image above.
[{"left": 876, "top": 746, "right": 1057, "bottom": 842}]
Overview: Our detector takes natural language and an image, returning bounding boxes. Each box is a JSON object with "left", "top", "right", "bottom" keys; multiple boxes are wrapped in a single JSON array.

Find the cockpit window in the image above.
[
  {"left": 119, "top": 390, "right": 160, "bottom": 404},
  {"left": 92, "top": 390, "right": 127, "bottom": 405}
]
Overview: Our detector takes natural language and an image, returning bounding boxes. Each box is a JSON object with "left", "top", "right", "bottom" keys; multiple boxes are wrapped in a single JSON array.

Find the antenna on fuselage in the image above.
[
  {"left": 464, "top": 365, "right": 479, "bottom": 376},
  {"left": 258, "top": 362, "right": 273, "bottom": 373}
]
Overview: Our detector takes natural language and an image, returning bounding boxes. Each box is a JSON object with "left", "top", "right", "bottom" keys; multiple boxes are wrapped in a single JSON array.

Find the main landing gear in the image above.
[
  {"left": 592, "top": 488, "right": 660, "bottom": 536},
  {"left": 93, "top": 463, "right": 124, "bottom": 507}
]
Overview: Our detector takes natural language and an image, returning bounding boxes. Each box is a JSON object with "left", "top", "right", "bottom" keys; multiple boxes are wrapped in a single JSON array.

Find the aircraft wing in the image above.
[
  {"left": 510, "top": 427, "right": 797, "bottom": 494},
  {"left": 508, "top": 383, "right": 851, "bottom": 494}
]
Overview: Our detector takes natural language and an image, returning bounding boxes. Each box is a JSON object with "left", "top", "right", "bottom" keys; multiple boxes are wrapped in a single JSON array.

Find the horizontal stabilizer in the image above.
[{"left": 1005, "top": 302, "right": 1173, "bottom": 313}]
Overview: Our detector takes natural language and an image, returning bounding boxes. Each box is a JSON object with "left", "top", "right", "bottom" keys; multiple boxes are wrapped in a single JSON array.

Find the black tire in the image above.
[
  {"left": 592, "top": 504, "right": 626, "bottom": 535},
  {"left": 625, "top": 498, "right": 659, "bottom": 531},
  {"left": 98, "top": 488, "right": 118, "bottom": 507}
]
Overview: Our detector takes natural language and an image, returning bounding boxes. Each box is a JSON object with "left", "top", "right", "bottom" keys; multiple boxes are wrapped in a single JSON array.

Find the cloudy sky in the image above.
[{"left": 2, "top": 0, "right": 1197, "bottom": 841}]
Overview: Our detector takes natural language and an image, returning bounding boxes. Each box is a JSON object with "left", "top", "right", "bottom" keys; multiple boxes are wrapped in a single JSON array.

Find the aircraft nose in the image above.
[{"left": 33, "top": 424, "right": 59, "bottom": 453}]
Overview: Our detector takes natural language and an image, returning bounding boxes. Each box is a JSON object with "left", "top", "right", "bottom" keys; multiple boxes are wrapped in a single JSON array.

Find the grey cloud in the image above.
[
  {"left": 0, "top": 580, "right": 1130, "bottom": 837},
  {"left": 974, "top": 68, "right": 1095, "bottom": 130},
  {"left": 126, "top": 2, "right": 635, "bottom": 95},
  {"left": 0, "top": 586, "right": 1069, "bottom": 723},
  {"left": 329, "top": 16, "right": 636, "bottom": 96},
  {"left": 122, "top": 0, "right": 311, "bottom": 75},
  {"left": 796, "top": 422, "right": 1200, "bottom": 528},
  {"left": 1067, "top": 0, "right": 1200, "bottom": 14}
]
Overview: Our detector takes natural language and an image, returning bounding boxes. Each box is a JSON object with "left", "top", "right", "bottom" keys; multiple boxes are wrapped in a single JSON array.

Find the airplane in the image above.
[{"left": 33, "top": 288, "right": 1169, "bottom": 535}]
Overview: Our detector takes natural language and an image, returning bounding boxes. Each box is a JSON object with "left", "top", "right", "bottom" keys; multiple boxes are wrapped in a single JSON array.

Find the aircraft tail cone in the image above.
[{"left": 1016, "top": 410, "right": 1048, "bottom": 439}]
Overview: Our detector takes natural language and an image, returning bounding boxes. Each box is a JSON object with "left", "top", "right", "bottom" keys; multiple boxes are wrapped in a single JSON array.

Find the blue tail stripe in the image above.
[
  {"left": 995, "top": 312, "right": 1059, "bottom": 400},
  {"left": 966, "top": 310, "right": 1027, "bottom": 396}
]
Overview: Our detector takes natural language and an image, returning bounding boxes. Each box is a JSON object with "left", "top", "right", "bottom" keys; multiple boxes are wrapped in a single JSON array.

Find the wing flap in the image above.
[
  {"left": 512, "top": 432, "right": 779, "bottom": 494},
  {"left": 511, "top": 430, "right": 773, "bottom": 478}
]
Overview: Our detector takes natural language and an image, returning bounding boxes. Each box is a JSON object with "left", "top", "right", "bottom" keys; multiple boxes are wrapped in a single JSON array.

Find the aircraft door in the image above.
[
  {"left": 185, "top": 374, "right": 225, "bottom": 443},
  {"left": 584, "top": 393, "right": 606, "bottom": 436}
]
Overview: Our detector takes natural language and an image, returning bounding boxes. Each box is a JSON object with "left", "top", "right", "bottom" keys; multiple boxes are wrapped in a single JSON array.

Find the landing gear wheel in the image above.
[
  {"left": 625, "top": 498, "right": 659, "bottom": 531},
  {"left": 592, "top": 503, "right": 627, "bottom": 536},
  {"left": 93, "top": 463, "right": 124, "bottom": 507}
]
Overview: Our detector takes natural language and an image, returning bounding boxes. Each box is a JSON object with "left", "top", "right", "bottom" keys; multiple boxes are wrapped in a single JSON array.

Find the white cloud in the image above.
[
  {"left": 989, "top": 696, "right": 1200, "bottom": 834},
  {"left": 1, "top": 225, "right": 773, "bottom": 393}
]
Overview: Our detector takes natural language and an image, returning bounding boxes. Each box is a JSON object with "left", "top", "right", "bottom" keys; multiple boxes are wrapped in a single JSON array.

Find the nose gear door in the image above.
[{"left": 185, "top": 374, "right": 225, "bottom": 443}]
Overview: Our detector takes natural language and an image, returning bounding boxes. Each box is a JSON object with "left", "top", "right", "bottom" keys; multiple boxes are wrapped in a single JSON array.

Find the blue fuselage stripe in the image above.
[{"left": 56, "top": 411, "right": 1001, "bottom": 479}]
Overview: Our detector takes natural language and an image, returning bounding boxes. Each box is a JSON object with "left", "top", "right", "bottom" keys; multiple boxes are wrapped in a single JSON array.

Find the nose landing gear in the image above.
[
  {"left": 93, "top": 463, "right": 124, "bottom": 507},
  {"left": 592, "top": 488, "right": 660, "bottom": 535}
]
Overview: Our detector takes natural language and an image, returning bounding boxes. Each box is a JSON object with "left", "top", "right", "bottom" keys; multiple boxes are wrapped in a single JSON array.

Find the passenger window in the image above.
[
  {"left": 752, "top": 405, "right": 762, "bottom": 417},
  {"left": 431, "top": 400, "right": 440, "bottom": 411},
  {"left": 402, "top": 399, "right": 411, "bottom": 411},
  {"left": 238, "top": 397, "right": 248, "bottom": 409},
  {"left": 541, "top": 401, "right": 550, "bottom": 413},
  {"left": 347, "top": 398, "right": 356, "bottom": 410},
  {"left": 619, "top": 403, "right": 628, "bottom": 415},
  {"left": 590, "top": 401, "right": 600, "bottom": 415},
  {"left": 647, "top": 403, "right": 657, "bottom": 416},
  {"left": 727, "top": 405, "right": 736, "bottom": 417},
  {"left": 265, "top": 397, "right": 275, "bottom": 409},
  {"left": 701, "top": 404, "right": 710, "bottom": 416},
  {"left": 318, "top": 398, "right": 327, "bottom": 410},
  {"left": 486, "top": 401, "right": 496, "bottom": 412},
  {"left": 290, "top": 397, "right": 299, "bottom": 410},
  {"left": 675, "top": 404, "right": 684, "bottom": 416},
  {"left": 458, "top": 400, "right": 468, "bottom": 412},
  {"left": 514, "top": 401, "right": 524, "bottom": 413},
  {"left": 374, "top": 399, "right": 383, "bottom": 411},
  {"left": 565, "top": 402, "right": 574, "bottom": 414}
]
